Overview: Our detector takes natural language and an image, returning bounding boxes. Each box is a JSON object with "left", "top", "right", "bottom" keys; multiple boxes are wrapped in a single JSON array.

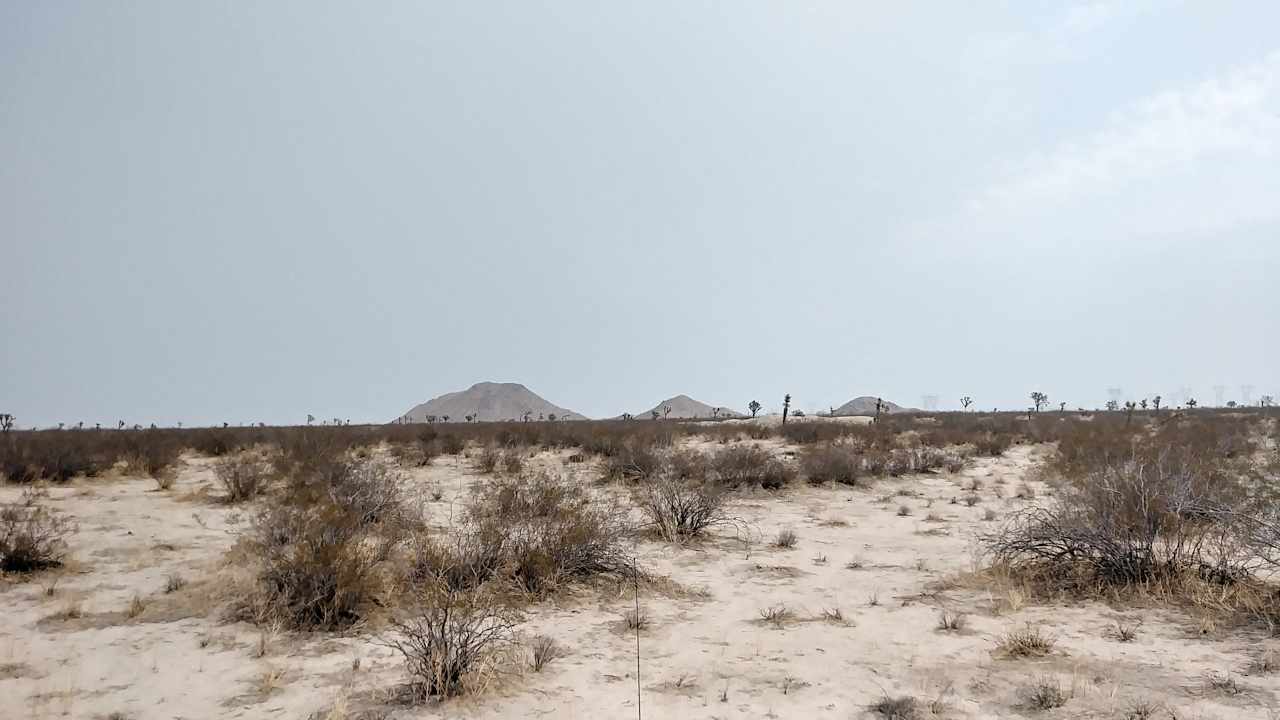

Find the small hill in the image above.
[
  {"left": 395, "top": 382, "right": 587, "bottom": 423},
  {"left": 620, "top": 394, "right": 743, "bottom": 420},
  {"left": 832, "top": 396, "right": 913, "bottom": 417}
]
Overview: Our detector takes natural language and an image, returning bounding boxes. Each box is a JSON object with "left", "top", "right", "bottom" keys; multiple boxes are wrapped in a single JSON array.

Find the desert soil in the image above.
[{"left": 3, "top": 438, "right": 1277, "bottom": 719}]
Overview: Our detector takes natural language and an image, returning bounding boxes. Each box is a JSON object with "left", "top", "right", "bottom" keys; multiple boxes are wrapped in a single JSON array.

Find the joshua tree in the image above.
[
  {"left": 1059, "top": 402, "right": 1066, "bottom": 412},
  {"left": 442, "top": 415, "right": 450, "bottom": 422},
  {"left": 650, "top": 409, "right": 660, "bottom": 420},
  {"left": 1105, "top": 400, "right": 1120, "bottom": 412},
  {"left": 1, "top": 413, "right": 15, "bottom": 433},
  {"left": 522, "top": 409, "right": 533, "bottom": 423},
  {"left": 874, "top": 398, "right": 885, "bottom": 423},
  {"left": 748, "top": 400, "right": 762, "bottom": 418},
  {"left": 1030, "top": 392, "right": 1048, "bottom": 412},
  {"left": 1227, "top": 401, "right": 1237, "bottom": 409},
  {"left": 782, "top": 394, "right": 792, "bottom": 425},
  {"left": 1262, "top": 395, "right": 1275, "bottom": 408},
  {"left": 1152, "top": 395, "right": 1162, "bottom": 412},
  {"left": 547, "top": 413, "right": 556, "bottom": 421},
  {"left": 464, "top": 414, "right": 474, "bottom": 423},
  {"left": 78, "top": 421, "right": 85, "bottom": 429},
  {"left": 960, "top": 396, "right": 973, "bottom": 411},
  {"left": 1124, "top": 401, "right": 1137, "bottom": 425},
  {"left": 662, "top": 405, "right": 672, "bottom": 419},
  {"left": 1140, "top": 399, "right": 1148, "bottom": 410},
  {"left": 1187, "top": 398, "right": 1198, "bottom": 408},
  {"left": 711, "top": 407, "right": 720, "bottom": 418},
  {"left": 622, "top": 413, "right": 633, "bottom": 421}
]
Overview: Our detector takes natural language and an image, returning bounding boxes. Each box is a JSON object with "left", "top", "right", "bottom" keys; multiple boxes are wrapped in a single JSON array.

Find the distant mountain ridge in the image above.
[
  {"left": 395, "top": 382, "right": 586, "bottom": 423},
  {"left": 618, "top": 394, "right": 743, "bottom": 420},
  {"left": 832, "top": 396, "right": 913, "bottom": 416}
]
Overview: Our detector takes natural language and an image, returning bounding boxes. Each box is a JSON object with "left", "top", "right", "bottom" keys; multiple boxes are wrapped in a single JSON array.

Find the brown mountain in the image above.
[
  {"left": 832, "top": 396, "right": 913, "bottom": 416},
  {"left": 619, "top": 394, "right": 743, "bottom": 420},
  {"left": 395, "top": 382, "right": 587, "bottom": 423}
]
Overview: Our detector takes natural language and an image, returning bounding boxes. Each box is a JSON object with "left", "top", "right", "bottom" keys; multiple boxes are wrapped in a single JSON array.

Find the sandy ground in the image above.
[{"left": 3, "top": 439, "right": 1278, "bottom": 720}]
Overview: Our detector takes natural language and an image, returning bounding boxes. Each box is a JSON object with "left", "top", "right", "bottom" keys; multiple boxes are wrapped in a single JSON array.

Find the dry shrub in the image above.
[
  {"left": 0, "top": 491, "right": 75, "bottom": 573},
  {"left": 635, "top": 474, "right": 732, "bottom": 541},
  {"left": 318, "top": 458, "right": 405, "bottom": 526},
  {"left": 774, "top": 528, "right": 798, "bottom": 548},
  {"left": 711, "top": 445, "right": 795, "bottom": 489},
  {"left": 869, "top": 695, "right": 919, "bottom": 719},
  {"left": 413, "top": 474, "right": 632, "bottom": 596},
  {"left": 973, "top": 433, "right": 1013, "bottom": 457},
  {"left": 243, "top": 458, "right": 408, "bottom": 630},
  {"left": 476, "top": 444, "right": 501, "bottom": 474},
  {"left": 501, "top": 450, "right": 524, "bottom": 475},
  {"left": 801, "top": 443, "right": 863, "bottom": 486},
  {"left": 601, "top": 441, "right": 663, "bottom": 482},
  {"left": 247, "top": 502, "right": 399, "bottom": 629},
  {"left": 380, "top": 580, "right": 517, "bottom": 701},
  {"left": 214, "top": 454, "right": 272, "bottom": 502},
  {"left": 984, "top": 452, "right": 1246, "bottom": 592},
  {"left": 528, "top": 635, "right": 563, "bottom": 672}
]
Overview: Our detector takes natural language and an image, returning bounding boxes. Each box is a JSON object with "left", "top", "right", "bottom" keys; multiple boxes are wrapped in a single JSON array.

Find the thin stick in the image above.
[{"left": 634, "top": 556, "right": 641, "bottom": 720}]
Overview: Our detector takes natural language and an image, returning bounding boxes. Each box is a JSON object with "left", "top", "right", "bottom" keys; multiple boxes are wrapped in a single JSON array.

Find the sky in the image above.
[{"left": 2, "top": 1, "right": 1278, "bottom": 428}]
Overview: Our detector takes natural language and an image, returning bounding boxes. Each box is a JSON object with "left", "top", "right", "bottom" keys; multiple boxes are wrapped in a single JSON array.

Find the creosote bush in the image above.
[
  {"left": 711, "top": 445, "right": 796, "bottom": 489},
  {"left": 801, "top": 443, "right": 863, "bottom": 486},
  {"left": 411, "top": 473, "right": 633, "bottom": 597},
  {"left": 243, "top": 457, "right": 407, "bottom": 630}
]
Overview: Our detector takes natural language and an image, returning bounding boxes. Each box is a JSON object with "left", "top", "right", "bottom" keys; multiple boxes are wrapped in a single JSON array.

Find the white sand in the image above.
[{"left": 3, "top": 441, "right": 1276, "bottom": 719}]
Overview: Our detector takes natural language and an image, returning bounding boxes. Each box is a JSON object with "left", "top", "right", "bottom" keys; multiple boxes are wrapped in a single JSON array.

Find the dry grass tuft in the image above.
[
  {"left": 1020, "top": 675, "right": 1069, "bottom": 710},
  {"left": 759, "top": 604, "right": 791, "bottom": 627},
  {"left": 995, "top": 624, "right": 1056, "bottom": 658},
  {"left": 773, "top": 528, "right": 798, "bottom": 549},
  {"left": 936, "top": 608, "right": 967, "bottom": 632},
  {"left": 528, "top": 635, "right": 564, "bottom": 672}
]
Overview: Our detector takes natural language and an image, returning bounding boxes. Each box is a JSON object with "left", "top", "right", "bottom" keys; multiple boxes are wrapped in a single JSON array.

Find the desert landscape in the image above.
[
  {"left": 7, "top": 4, "right": 1280, "bottom": 720},
  {"left": 3, "top": 389, "right": 1280, "bottom": 720}
]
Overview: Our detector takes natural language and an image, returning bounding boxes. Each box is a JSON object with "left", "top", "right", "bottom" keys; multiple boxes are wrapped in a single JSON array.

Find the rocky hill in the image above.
[{"left": 395, "top": 382, "right": 586, "bottom": 423}]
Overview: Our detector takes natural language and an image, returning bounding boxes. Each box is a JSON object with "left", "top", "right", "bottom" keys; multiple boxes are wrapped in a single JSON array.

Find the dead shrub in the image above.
[
  {"left": 983, "top": 451, "right": 1247, "bottom": 592},
  {"left": 773, "top": 528, "right": 798, "bottom": 548},
  {"left": 0, "top": 492, "right": 75, "bottom": 573},
  {"left": 635, "top": 475, "right": 732, "bottom": 541},
  {"left": 214, "top": 454, "right": 272, "bottom": 502},
  {"left": 380, "top": 581, "right": 517, "bottom": 701}
]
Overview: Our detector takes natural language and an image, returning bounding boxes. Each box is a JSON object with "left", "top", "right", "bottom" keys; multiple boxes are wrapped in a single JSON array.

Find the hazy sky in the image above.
[{"left": 3, "top": 2, "right": 1278, "bottom": 427}]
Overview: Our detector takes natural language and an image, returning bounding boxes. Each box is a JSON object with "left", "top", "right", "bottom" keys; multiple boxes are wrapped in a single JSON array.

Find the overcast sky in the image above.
[{"left": 3, "top": 2, "right": 1277, "bottom": 427}]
